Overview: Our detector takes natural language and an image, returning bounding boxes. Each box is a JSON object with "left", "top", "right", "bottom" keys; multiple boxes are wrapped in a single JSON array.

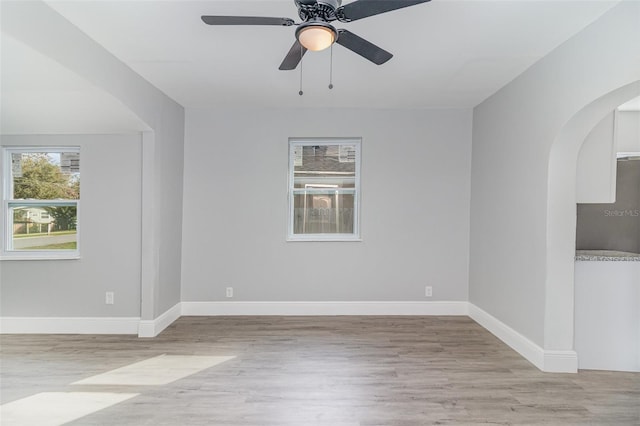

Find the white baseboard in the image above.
[
  {"left": 138, "top": 302, "right": 182, "bottom": 338},
  {"left": 181, "top": 301, "right": 469, "bottom": 316},
  {"left": 543, "top": 350, "right": 579, "bottom": 373},
  {"left": 468, "top": 304, "right": 545, "bottom": 370},
  {"left": 0, "top": 302, "right": 579, "bottom": 373},
  {"left": 0, "top": 316, "right": 140, "bottom": 334},
  {"left": 468, "top": 304, "right": 577, "bottom": 373}
]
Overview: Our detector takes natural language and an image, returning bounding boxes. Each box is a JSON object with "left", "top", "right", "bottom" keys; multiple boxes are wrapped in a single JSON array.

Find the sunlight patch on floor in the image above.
[
  {"left": 72, "top": 354, "right": 236, "bottom": 386},
  {"left": 0, "top": 392, "right": 138, "bottom": 426}
]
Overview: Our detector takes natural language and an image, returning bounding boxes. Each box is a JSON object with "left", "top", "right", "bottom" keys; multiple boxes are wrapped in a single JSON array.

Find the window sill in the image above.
[
  {"left": 0, "top": 253, "right": 81, "bottom": 261},
  {"left": 287, "top": 236, "right": 362, "bottom": 242}
]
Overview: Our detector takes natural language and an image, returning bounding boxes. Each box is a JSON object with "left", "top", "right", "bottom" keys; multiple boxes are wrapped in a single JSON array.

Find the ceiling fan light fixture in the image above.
[{"left": 296, "top": 22, "right": 337, "bottom": 51}]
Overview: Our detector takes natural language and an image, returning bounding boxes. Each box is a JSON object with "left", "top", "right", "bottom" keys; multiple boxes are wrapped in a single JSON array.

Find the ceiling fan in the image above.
[{"left": 202, "top": 0, "right": 432, "bottom": 71}]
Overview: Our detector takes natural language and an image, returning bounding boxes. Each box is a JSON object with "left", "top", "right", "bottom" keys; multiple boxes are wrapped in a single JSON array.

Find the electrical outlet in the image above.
[
  {"left": 226, "top": 287, "right": 233, "bottom": 298},
  {"left": 105, "top": 291, "right": 114, "bottom": 305},
  {"left": 425, "top": 286, "right": 433, "bottom": 297}
]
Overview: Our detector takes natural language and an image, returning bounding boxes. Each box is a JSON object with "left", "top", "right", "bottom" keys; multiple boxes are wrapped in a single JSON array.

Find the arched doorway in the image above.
[{"left": 545, "top": 81, "right": 640, "bottom": 371}]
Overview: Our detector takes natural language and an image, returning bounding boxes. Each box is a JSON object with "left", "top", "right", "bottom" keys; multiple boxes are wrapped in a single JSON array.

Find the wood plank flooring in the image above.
[{"left": 1, "top": 316, "right": 639, "bottom": 425}]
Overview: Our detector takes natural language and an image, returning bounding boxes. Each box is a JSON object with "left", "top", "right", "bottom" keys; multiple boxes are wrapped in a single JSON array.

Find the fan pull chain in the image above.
[
  {"left": 329, "top": 44, "right": 334, "bottom": 90},
  {"left": 299, "top": 44, "right": 304, "bottom": 96}
]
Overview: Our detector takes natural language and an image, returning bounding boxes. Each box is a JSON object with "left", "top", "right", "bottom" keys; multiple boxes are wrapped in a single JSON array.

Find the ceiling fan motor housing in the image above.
[
  {"left": 296, "top": 0, "right": 342, "bottom": 22},
  {"left": 203, "top": 0, "right": 431, "bottom": 70},
  {"left": 317, "top": 0, "right": 341, "bottom": 9}
]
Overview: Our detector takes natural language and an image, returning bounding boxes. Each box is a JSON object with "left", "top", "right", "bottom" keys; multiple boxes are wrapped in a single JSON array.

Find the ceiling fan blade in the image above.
[
  {"left": 337, "top": 0, "right": 431, "bottom": 22},
  {"left": 279, "top": 40, "right": 308, "bottom": 70},
  {"left": 201, "top": 16, "right": 295, "bottom": 26},
  {"left": 335, "top": 29, "right": 392, "bottom": 65}
]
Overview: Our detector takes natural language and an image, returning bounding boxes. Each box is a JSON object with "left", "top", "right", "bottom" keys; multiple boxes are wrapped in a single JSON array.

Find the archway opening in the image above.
[{"left": 545, "top": 81, "right": 640, "bottom": 372}]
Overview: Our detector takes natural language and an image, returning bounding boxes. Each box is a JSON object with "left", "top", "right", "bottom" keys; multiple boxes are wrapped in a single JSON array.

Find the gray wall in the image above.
[
  {"left": 0, "top": 134, "right": 142, "bottom": 317},
  {"left": 1, "top": 1, "right": 185, "bottom": 320},
  {"left": 577, "top": 158, "right": 640, "bottom": 254},
  {"left": 153, "top": 106, "right": 186, "bottom": 316},
  {"left": 617, "top": 111, "right": 640, "bottom": 152},
  {"left": 470, "top": 1, "right": 640, "bottom": 347},
  {"left": 576, "top": 112, "right": 616, "bottom": 203},
  {"left": 181, "top": 108, "right": 472, "bottom": 302}
]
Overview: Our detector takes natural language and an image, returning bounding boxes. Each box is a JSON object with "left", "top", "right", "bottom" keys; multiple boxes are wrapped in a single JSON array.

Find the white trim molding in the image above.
[
  {"left": 468, "top": 303, "right": 545, "bottom": 369},
  {"left": 0, "top": 316, "right": 140, "bottom": 334},
  {"left": 468, "top": 303, "right": 577, "bottom": 373},
  {"left": 181, "top": 301, "right": 469, "bottom": 316},
  {"left": 0, "top": 302, "right": 579, "bottom": 373},
  {"left": 543, "top": 350, "right": 579, "bottom": 373},
  {"left": 138, "top": 302, "right": 181, "bottom": 338}
]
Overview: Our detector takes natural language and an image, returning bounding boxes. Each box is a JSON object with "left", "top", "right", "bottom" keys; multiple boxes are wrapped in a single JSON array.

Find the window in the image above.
[
  {"left": 288, "top": 139, "right": 361, "bottom": 241},
  {"left": 2, "top": 147, "right": 80, "bottom": 259}
]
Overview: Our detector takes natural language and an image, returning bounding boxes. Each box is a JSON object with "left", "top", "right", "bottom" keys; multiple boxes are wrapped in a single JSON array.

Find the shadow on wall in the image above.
[{"left": 576, "top": 156, "right": 640, "bottom": 254}]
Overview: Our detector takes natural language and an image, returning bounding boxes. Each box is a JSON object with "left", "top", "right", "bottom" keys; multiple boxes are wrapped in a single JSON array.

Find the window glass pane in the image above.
[
  {"left": 293, "top": 145, "right": 355, "bottom": 189},
  {"left": 292, "top": 191, "right": 354, "bottom": 234},
  {"left": 11, "top": 152, "right": 80, "bottom": 200},
  {"left": 10, "top": 204, "right": 78, "bottom": 251},
  {"left": 289, "top": 140, "right": 360, "bottom": 240}
]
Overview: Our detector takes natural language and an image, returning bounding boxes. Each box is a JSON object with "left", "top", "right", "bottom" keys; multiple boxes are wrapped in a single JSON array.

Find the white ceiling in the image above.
[
  {"left": 0, "top": 1, "right": 625, "bottom": 133},
  {"left": 41, "top": 0, "right": 618, "bottom": 110},
  {"left": 0, "top": 33, "right": 149, "bottom": 134}
]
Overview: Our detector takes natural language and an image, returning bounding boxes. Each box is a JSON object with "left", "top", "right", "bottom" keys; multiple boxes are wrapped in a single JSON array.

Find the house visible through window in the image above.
[
  {"left": 288, "top": 139, "right": 361, "bottom": 241},
  {"left": 2, "top": 148, "right": 80, "bottom": 258}
]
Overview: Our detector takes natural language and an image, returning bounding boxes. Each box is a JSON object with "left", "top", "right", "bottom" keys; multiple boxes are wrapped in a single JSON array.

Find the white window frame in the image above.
[
  {"left": 1, "top": 146, "right": 81, "bottom": 260},
  {"left": 288, "top": 138, "right": 361, "bottom": 241}
]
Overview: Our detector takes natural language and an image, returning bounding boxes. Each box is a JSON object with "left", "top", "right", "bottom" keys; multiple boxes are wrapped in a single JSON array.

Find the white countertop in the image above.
[{"left": 576, "top": 250, "right": 640, "bottom": 261}]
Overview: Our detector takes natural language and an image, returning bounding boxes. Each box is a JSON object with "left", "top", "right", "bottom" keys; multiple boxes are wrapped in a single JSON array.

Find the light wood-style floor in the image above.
[{"left": 1, "top": 316, "right": 639, "bottom": 425}]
